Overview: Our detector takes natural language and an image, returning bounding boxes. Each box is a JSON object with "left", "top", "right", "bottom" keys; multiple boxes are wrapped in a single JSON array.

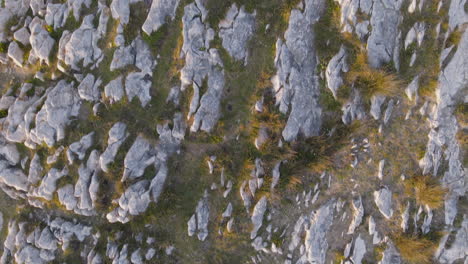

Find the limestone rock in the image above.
[
  {"left": 347, "top": 196, "right": 364, "bottom": 234},
  {"left": 110, "top": 0, "right": 130, "bottom": 25},
  {"left": 367, "top": 0, "right": 403, "bottom": 69},
  {"left": 273, "top": 0, "right": 325, "bottom": 141},
  {"left": 77, "top": 74, "right": 101, "bottom": 102},
  {"left": 188, "top": 192, "right": 210, "bottom": 241},
  {"left": 104, "top": 76, "right": 124, "bottom": 103},
  {"left": 125, "top": 72, "right": 152, "bottom": 107},
  {"left": 374, "top": 186, "right": 393, "bottom": 219},
  {"left": 122, "top": 136, "right": 155, "bottom": 181},
  {"left": 13, "top": 27, "right": 30, "bottom": 46},
  {"left": 45, "top": 3, "right": 68, "bottom": 30},
  {"left": 326, "top": 46, "right": 348, "bottom": 98},
  {"left": 219, "top": 4, "right": 256, "bottom": 64},
  {"left": 7, "top": 41, "right": 24, "bottom": 67},
  {"left": 142, "top": 0, "right": 180, "bottom": 35},
  {"left": 66, "top": 132, "right": 94, "bottom": 164},
  {"left": 100, "top": 122, "right": 128, "bottom": 173},
  {"left": 29, "top": 17, "right": 55, "bottom": 65},
  {"left": 30, "top": 80, "right": 81, "bottom": 147},
  {"left": 250, "top": 196, "right": 267, "bottom": 239}
]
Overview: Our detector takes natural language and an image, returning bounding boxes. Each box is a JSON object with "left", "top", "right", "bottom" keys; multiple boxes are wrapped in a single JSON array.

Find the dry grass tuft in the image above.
[
  {"left": 394, "top": 234, "right": 437, "bottom": 264},
  {"left": 405, "top": 175, "right": 446, "bottom": 209},
  {"left": 346, "top": 52, "right": 401, "bottom": 100}
]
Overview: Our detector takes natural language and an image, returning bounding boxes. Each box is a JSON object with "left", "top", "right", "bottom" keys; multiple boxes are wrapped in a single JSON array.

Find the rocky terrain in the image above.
[{"left": 0, "top": 0, "right": 466, "bottom": 263}]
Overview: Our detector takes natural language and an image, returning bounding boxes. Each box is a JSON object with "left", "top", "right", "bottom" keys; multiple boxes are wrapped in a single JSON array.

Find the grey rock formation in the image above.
[
  {"left": 66, "top": 132, "right": 94, "bottom": 164},
  {"left": 379, "top": 242, "right": 401, "bottom": 264},
  {"left": 125, "top": 72, "right": 152, "bottom": 107},
  {"left": 28, "top": 154, "right": 43, "bottom": 185},
  {"left": 57, "top": 184, "right": 77, "bottom": 210},
  {"left": 100, "top": 122, "right": 128, "bottom": 173},
  {"left": 110, "top": 45, "right": 135, "bottom": 71},
  {"left": 188, "top": 192, "right": 210, "bottom": 241},
  {"left": 370, "top": 95, "right": 385, "bottom": 120},
  {"left": 272, "top": 0, "right": 325, "bottom": 141},
  {"left": 45, "top": 3, "right": 69, "bottom": 30},
  {"left": 250, "top": 196, "right": 267, "bottom": 239},
  {"left": 0, "top": 159, "right": 28, "bottom": 192},
  {"left": 122, "top": 136, "right": 155, "bottom": 181},
  {"left": 326, "top": 46, "right": 348, "bottom": 98},
  {"left": 104, "top": 76, "right": 125, "bottom": 103},
  {"left": 219, "top": 4, "right": 256, "bottom": 64},
  {"left": 350, "top": 235, "right": 366, "bottom": 264},
  {"left": 420, "top": 30, "right": 468, "bottom": 226},
  {"left": 13, "top": 27, "right": 30, "bottom": 46},
  {"left": 180, "top": 1, "right": 225, "bottom": 133},
  {"left": 367, "top": 0, "right": 403, "bottom": 69},
  {"left": 29, "top": 17, "right": 55, "bottom": 65},
  {"left": 110, "top": 0, "right": 130, "bottom": 25},
  {"left": 374, "top": 186, "right": 393, "bottom": 219},
  {"left": 303, "top": 200, "right": 335, "bottom": 263},
  {"left": 142, "top": 0, "right": 180, "bottom": 35},
  {"left": 30, "top": 80, "right": 81, "bottom": 147},
  {"left": 342, "top": 89, "right": 365, "bottom": 125},
  {"left": 30, "top": 167, "right": 68, "bottom": 200},
  {"left": 58, "top": 12, "right": 108, "bottom": 71},
  {"left": 7, "top": 42, "right": 23, "bottom": 67},
  {"left": 77, "top": 74, "right": 101, "bottom": 102},
  {"left": 347, "top": 196, "right": 364, "bottom": 234},
  {"left": 438, "top": 215, "right": 468, "bottom": 263},
  {"left": 405, "top": 75, "right": 419, "bottom": 101}
]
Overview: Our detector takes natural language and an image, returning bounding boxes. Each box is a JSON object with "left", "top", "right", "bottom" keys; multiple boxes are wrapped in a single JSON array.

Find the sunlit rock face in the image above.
[{"left": 0, "top": 0, "right": 466, "bottom": 263}]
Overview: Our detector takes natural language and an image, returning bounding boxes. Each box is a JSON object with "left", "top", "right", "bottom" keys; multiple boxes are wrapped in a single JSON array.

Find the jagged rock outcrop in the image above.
[
  {"left": 180, "top": 1, "right": 225, "bottom": 133},
  {"left": 29, "top": 80, "right": 81, "bottom": 147},
  {"left": 326, "top": 46, "right": 348, "bottom": 98},
  {"left": 367, "top": 0, "right": 403, "bottom": 69},
  {"left": 77, "top": 74, "right": 102, "bottom": 102},
  {"left": 29, "top": 17, "right": 55, "bottom": 65},
  {"left": 272, "top": 0, "right": 325, "bottom": 141},
  {"left": 374, "top": 186, "right": 393, "bottom": 219},
  {"left": 100, "top": 122, "right": 128, "bottom": 173},
  {"left": 188, "top": 191, "right": 210, "bottom": 241},
  {"left": 250, "top": 196, "right": 267, "bottom": 239},
  {"left": 104, "top": 76, "right": 125, "bottom": 104},
  {"left": 219, "top": 4, "right": 256, "bottom": 64},
  {"left": 142, "top": 0, "right": 180, "bottom": 35},
  {"left": 125, "top": 72, "right": 152, "bottom": 107}
]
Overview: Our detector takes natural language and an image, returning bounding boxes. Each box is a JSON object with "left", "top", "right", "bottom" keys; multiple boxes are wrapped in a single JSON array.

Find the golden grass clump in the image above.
[
  {"left": 405, "top": 176, "right": 446, "bottom": 209},
  {"left": 346, "top": 52, "right": 401, "bottom": 100},
  {"left": 394, "top": 234, "right": 437, "bottom": 264}
]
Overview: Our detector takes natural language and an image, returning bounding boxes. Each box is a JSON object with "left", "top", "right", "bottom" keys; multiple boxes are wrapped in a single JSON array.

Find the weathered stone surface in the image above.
[
  {"left": 188, "top": 192, "right": 210, "bottom": 241},
  {"left": 350, "top": 235, "right": 366, "bottom": 264},
  {"left": 142, "top": 0, "right": 180, "bottom": 35},
  {"left": 347, "top": 196, "right": 364, "bottom": 234},
  {"left": 420, "top": 31, "right": 468, "bottom": 226},
  {"left": 181, "top": 1, "right": 225, "bottom": 133},
  {"left": 374, "top": 186, "right": 393, "bottom": 219},
  {"left": 7, "top": 41, "right": 24, "bottom": 67},
  {"left": 100, "top": 122, "right": 128, "bottom": 173},
  {"left": 29, "top": 17, "right": 55, "bottom": 65},
  {"left": 104, "top": 76, "right": 124, "bottom": 103},
  {"left": 77, "top": 74, "right": 101, "bottom": 102},
  {"left": 250, "top": 196, "right": 267, "bottom": 239},
  {"left": 438, "top": 215, "right": 468, "bottom": 263},
  {"left": 379, "top": 242, "right": 401, "bottom": 264},
  {"left": 0, "top": 159, "right": 28, "bottom": 192},
  {"left": 45, "top": 3, "right": 68, "bottom": 30},
  {"left": 272, "top": 0, "right": 325, "bottom": 141},
  {"left": 367, "top": 0, "right": 403, "bottom": 69},
  {"left": 58, "top": 12, "right": 108, "bottom": 71},
  {"left": 303, "top": 200, "right": 335, "bottom": 263},
  {"left": 30, "top": 167, "right": 68, "bottom": 200},
  {"left": 342, "top": 89, "right": 365, "bottom": 125},
  {"left": 110, "top": 45, "right": 135, "bottom": 71},
  {"left": 110, "top": 0, "right": 130, "bottom": 25},
  {"left": 67, "top": 132, "right": 94, "bottom": 164},
  {"left": 28, "top": 154, "right": 43, "bottom": 185},
  {"left": 370, "top": 95, "right": 385, "bottom": 120},
  {"left": 219, "top": 4, "right": 256, "bottom": 64},
  {"left": 30, "top": 80, "right": 81, "bottom": 147},
  {"left": 122, "top": 136, "right": 155, "bottom": 181},
  {"left": 405, "top": 75, "right": 419, "bottom": 101},
  {"left": 57, "top": 184, "right": 77, "bottom": 211},
  {"left": 326, "top": 46, "right": 348, "bottom": 98},
  {"left": 125, "top": 72, "right": 152, "bottom": 107},
  {"left": 13, "top": 27, "right": 30, "bottom": 46}
]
